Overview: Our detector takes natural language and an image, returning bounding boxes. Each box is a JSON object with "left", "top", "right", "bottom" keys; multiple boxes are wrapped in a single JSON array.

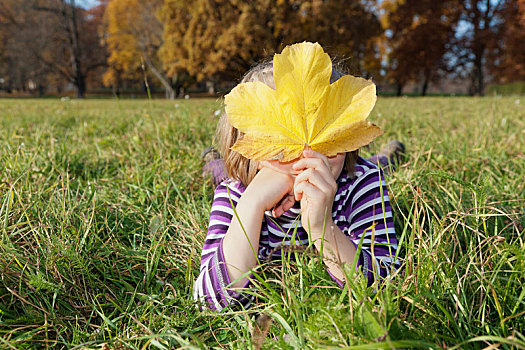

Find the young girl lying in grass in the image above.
[{"left": 194, "top": 42, "right": 400, "bottom": 311}]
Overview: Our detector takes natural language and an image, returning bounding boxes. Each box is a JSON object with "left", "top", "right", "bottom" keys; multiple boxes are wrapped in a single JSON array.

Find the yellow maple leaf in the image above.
[{"left": 225, "top": 42, "right": 383, "bottom": 162}]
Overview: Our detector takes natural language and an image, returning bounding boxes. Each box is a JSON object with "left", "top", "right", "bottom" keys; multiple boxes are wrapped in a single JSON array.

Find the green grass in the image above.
[
  {"left": 487, "top": 81, "right": 525, "bottom": 96},
  {"left": 0, "top": 97, "right": 524, "bottom": 349}
]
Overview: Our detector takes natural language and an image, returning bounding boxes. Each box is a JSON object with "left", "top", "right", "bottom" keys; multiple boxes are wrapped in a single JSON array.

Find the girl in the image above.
[{"left": 194, "top": 60, "right": 399, "bottom": 311}]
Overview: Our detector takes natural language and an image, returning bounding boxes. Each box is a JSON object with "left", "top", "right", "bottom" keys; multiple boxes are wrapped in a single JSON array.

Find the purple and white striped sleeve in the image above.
[
  {"left": 347, "top": 168, "right": 399, "bottom": 286},
  {"left": 193, "top": 181, "right": 253, "bottom": 311}
]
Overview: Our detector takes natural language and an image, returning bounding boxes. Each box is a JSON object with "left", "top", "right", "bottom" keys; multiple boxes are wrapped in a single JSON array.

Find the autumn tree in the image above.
[
  {"left": 298, "top": 1, "right": 383, "bottom": 77},
  {"left": 160, "top": 0, "right": 286, "bottom": 83},
  {"left": 103, "top": 0, "right": 177, "bottom": 98},
  {"left": 31, "top": 0, "right": 106, "bottom": 97},
  {"left": 453, "top": 0, "right": 508, "bottom": 95},
  {"left": 487, "top": 0, "right": 525, "bottom": 83},
  {"left": 83, "top": 0, "right": 109, "bottom": 90},
  {"left": 0, "top": 3, "right": 7, "bottom": 90},
  {"left": 0, "top": 0, "right": 106, "bottom": 97},
  {"left": 0, "top": 0, "right": 59, "bottom": 93},
  {"left": 160, "top": 0, "right": 383, "bottom": 84},
  {"left": 382, "top": 0, "right": 460, "bottom": 95}
]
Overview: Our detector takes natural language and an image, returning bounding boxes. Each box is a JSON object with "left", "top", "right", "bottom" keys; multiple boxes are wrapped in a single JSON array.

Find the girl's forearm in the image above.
[
  {"left": 222, "top": 194, "right": 265, "bottom": 289},
  {"left": 311, "top": 221, "right": 358, "bottom": 283}
]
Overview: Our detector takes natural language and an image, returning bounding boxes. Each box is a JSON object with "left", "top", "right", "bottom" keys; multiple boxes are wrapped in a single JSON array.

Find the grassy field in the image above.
[{"left": 0, "top": 97, "right": 524, "bottom": 349}]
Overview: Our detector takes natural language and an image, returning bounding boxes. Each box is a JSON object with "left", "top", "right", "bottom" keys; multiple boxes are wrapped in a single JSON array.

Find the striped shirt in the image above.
[{"left": 194, "top": 157, "right": 399, "bottom": 311}]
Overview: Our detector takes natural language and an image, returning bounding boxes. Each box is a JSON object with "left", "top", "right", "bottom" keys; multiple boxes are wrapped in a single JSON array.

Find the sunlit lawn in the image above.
[{"left": 0, "top": 97, "right": 524, "bottom": 348}]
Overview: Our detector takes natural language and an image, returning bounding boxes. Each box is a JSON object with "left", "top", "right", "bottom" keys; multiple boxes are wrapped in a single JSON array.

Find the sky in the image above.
[{"left": 78, "top": 0, "right": 99, "bottom": 9}]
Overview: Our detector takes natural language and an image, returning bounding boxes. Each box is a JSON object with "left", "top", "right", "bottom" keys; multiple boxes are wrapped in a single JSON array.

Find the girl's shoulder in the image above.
[
  {"left": 336, "top": 156, "right": 381, "bottom": 186},
  {"left": 352, "top": 156, "right": 381, "bottom": 179},
  {"left": 214, "top": 178, "right": 246, "bottom": 198},
  {"left": 333, "top": 157, "right": 387, "bottom": 211},
  {"left": 335, "top": 157, "right": 383, "bottom": 198}
]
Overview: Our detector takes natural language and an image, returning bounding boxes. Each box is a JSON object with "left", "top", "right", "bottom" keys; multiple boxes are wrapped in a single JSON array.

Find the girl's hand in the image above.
[
  {"left": 244, "top": 166, "right": 294, "bottom": 215},
  {"left": 292, "top": 149, "right": 344, "bottom": 236},
  {"left": 258, "top": 159, "right": 297, "bottom": 217}
]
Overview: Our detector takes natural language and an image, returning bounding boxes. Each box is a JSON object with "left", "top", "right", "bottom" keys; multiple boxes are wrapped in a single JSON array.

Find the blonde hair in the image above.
[{"left": 217, "top": 61, "right": 358, "bottom": 187}]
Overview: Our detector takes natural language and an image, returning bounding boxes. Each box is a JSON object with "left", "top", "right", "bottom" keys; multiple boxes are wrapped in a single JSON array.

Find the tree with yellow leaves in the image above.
[
  {"left": 103, "top": 0, "right": 177, "bottom": 98},
  {"left": 159, "top": 0, "right": 383, "bottom": 84},
  {"left": 159, "top": 0, "right": 278, "bottom": 83}
]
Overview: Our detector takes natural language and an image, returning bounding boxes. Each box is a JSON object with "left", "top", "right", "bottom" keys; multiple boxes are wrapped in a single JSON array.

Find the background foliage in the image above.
[{"left": 0, "top": 0, "right": 524, "bottom": 97}]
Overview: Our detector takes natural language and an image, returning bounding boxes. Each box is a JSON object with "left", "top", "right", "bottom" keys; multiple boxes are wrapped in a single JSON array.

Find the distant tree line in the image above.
[{"left": 0, "top": 0, "right": 523, "bottom": 98}]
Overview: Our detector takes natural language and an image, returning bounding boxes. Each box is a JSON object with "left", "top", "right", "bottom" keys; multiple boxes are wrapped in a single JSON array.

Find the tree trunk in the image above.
[
  {"left": 172, "top": 73, "right": 187, "bottom": 98},
  {"left": 75, "top": 73, "right": 86, "bottom": 98},
  {"left": 206, "top": 80, "right": 215, "bottom": 94},
  {"left": 396, "top": 82, "right": 403, "bottom": 96},
  {"left": 113, "top": 70, "right": 121, "bottom": 98},
  {"left": 60, "top": 0, "right": 86, "bottom": 98},
  {"left": 421, "top": 76, "right": 429, "bottom": 96},
  {"left": 38, "top": 82, "right": 45, "bottom": 96},
  {"left": 113, "top": 82, "right": 121, "bottom": 99},
  {"left": 474, "top": 48, "right": 485, "bottom": 96},
  {"left": 468, "top": 0, "right": 491, "bottom": 97},
  {"left": 142, "top": 54, "right": 175, "bottom": 99}
]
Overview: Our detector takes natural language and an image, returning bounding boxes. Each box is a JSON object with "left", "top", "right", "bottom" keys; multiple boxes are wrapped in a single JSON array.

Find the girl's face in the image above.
[
  {"left": 259, "top": 152, "right": 346, "bottom": 180},
  {"left": 327, "top": 153, "right": 346, "bottom": 179}
]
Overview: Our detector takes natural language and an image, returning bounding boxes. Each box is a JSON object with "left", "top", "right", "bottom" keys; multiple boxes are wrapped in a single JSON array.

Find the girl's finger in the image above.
[
  {"left": 294, "top": 168, "right": 334, "bottom": 196},
  {"left": 294, "top": 166, "right": 336, "bottom": 195},
  {"left": 272, "top": 194, "right": 295, "bottom": 217},
  {"left": 259, "top": 159, "right": 295, "bottom": 175},
  {"left": 281, "top": 194, "right": 296, "bottom": 212},
  {"left": 293, "top": 157, "right": 333, "bottom": 180},
  {"left": 272, "top": 205, "right": 285, "bottom": 218},
  {"left": 294, "top": 179, "right": 323, "bottom": 202},
  {"left": 272, "top": 196, "right": 285, "bottom": 217},
  {"left": 304, "top": 149, "right": 331, "bottom": 168},
  {"left": 303, "top": 148, "right": 329, "bottom": 160}
]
